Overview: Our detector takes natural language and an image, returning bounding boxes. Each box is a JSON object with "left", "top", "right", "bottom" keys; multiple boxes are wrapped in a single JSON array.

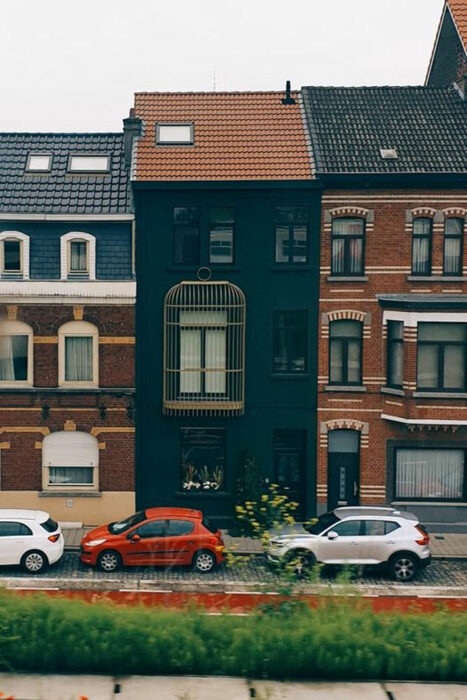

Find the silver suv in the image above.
[{"left": 266, "top": 506, "right": 431, "bottom": 581}]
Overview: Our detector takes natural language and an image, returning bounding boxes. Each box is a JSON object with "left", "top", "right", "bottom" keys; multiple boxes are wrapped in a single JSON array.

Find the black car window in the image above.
[
  {"left": 133, "top": 520, "right": 166, "bottom": 539},
  {"left": 384, "top": 521, "right": 400, "bottom": 535},
  {"left": 363, "top": 520, "right": 400, "bottom": 536},
  {"left": 330, "top": 520, "right": 362, "bottom": 537},
  {"left": 40, "top": 518, "right": 58, "bottom": 533},
  {"left": 202, "top": 517, "right": 217, "bottom": 534},
  {"left": 167, "top": 520, "right": 194, "bottom": 536},
  {"left": 0, "top": 521, "right": 32, "bottom": 537},
  {"left": 305, "top": 511, "right": 339, "bottom": 534}
]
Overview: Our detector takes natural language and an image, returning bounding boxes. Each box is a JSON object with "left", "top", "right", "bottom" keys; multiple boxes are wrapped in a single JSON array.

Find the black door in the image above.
[
  {"left": 327, "top": 429, "right": 360, "bottom": 510},
  {"left": 273, "top": 429, "right": 307, "bottom": 519}
]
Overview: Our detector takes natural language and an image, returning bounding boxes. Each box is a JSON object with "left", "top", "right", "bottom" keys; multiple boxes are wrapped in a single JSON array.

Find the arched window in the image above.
[
  {"left": 0, "top": 231, "right": 30, "bottom": 279},
  {"left": 58, "top": 320, "right": 98, "bottom": 387},
  {"left": 329, "top": 320, "right": 363, "bottom": 386},
  {"left": 60, "top": 232, "right": 96, "bottom": 280},
  {"left": 164, "top": 281, "right": 246, "bottom": 415},
  {"left": 42, "top": 431, "right": 99, "bottom": 490},
  {"left": 0, "top": 319, "right": 33, "bottom": 386}
]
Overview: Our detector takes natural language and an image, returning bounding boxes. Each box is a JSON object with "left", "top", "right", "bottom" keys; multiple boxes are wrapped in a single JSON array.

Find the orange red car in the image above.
[{"left": 80, "top": 507, "right": 225, "bottom": 573}]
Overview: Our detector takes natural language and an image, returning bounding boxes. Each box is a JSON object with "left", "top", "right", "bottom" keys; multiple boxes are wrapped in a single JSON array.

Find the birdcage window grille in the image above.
[{"left": 164, "top": 281, "right": 245, "bottom": 415}]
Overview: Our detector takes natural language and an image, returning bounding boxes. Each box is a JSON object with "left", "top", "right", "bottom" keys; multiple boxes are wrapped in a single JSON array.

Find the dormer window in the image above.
[
  {"left": 3, "top": 239, "right": 22, "bottom": 274},
  {"left": 69, "top": 240, "right": 89, "bottom": 275},
  {"left": 26, "top": 154, "right": 52, "bottom": 172},
  {"left": 68, "top": 155, "right": 110, "bottom": 173},
  {"left": 60, "top": 232, "right": 96, "bottom": 280},
  {"left": 156, "top": 123, "right": 194, "bottom": 145},
  {"left": 0, "top": 232, "right": 29, "bottom": 279}
]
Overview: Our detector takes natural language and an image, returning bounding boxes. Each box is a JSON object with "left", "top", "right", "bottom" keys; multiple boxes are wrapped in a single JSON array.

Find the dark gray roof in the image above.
[
  {"left": 301, "top": 86, "right": 467, "bottom": 175},
  {"left": 0, "top": 133, "right": 130, "bottom": 214}
]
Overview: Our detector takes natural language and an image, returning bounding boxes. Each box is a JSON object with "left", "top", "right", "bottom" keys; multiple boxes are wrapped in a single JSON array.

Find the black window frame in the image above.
[
  {"left": 274, "top": 206, "right": 309, "bottom": 265},
  {"left": 180, "top": 427, "right": 227, "bottom": 493},
  {"left": 394, "top": 446, "right": 467, "bottom": 503},
  {"left": 208, "top": 206, "right": 235, "bottom": 266},
  {"left": 173, "top": 206, "right": 201, "bottom": 266},
  {"left": 417, "top": 323, "right": 467, "bottom": 392},
  {"left": 2, "top": 239, "right": 22, "bottom": 273},
  {"left": 411, "top": 217, "right": 432, "bottom": 276},
  {"left": 331, "top": 217, "right": 365, "bottom": 276},
  {"left": 329, "top": 320, "right": 363, "bottom": 386},
  {"left": 273, "top": 428, "right": 307, "bottom": 488},
  {"left": 386, "top": 320, "right": 404, "bottom": 389},
  {"left": 443, "top": 217, "right": 464, "bottom": 277},
  {"left": 272, "top": 310, "right": 308, "bottom": 374}
]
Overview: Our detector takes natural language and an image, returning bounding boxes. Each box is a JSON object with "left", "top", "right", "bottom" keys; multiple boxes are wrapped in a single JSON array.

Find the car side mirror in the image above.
[
  {"left": 327, "top": 530, "right": 339, "bottom": 540},
  {"left": 130, "top": 534, "right": 141, "bottom": 543}
]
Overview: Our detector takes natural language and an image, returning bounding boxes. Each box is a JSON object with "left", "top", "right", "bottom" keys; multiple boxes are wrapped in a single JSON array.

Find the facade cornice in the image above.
[
  {"left": 0, "top": 280, "right": 136, "bottom": 305},
  {"left": 0, "top": 213, "right": 134, "bottom": 222}
]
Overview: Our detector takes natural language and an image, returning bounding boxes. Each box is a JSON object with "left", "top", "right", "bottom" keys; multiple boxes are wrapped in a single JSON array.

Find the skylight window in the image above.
[
  {"left": 26, "top": 154, "right": 52, "bottom": 172},
  {"left": 156, "top": 123, "right": 194, "bottom": 145},
  {"left": 380, "top": 148, "right": 398, "bottom": 159},
  {"left": 68, "top": 155, "right": 110, "bottom": 172}
]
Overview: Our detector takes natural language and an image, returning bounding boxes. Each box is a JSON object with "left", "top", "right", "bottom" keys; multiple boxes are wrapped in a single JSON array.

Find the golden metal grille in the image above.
[{"left": 163, "top": 281, "right": 246, "bottom": 416}]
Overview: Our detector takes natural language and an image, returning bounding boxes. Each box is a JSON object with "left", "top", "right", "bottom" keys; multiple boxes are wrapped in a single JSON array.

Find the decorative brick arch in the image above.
[
  {"left": 324, "top": 419, "right": 367, "bottom": 433},
  {"left": 410, "top": 207, "right": 437, "bottom": 218},
  {"left": 442, "top": 208, "right": 467, "bottom": 219},
  {"left": 326, "top": 310, "right": 367, "bottom": 323},
  {"left": 328, "top": 206, "right": 369, "bottom": 219}
]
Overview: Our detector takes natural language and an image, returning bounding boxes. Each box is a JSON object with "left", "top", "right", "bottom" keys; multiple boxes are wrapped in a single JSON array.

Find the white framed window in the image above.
[
  {"left": 58, "top": 320, "right": 98, "bottom": 387},
  {"left": 156, "top": 123, "right": 194, "bottom": 145},
  {"left": 42, "top": 431, "right": 99, "bottom": 491},
  {"left": 68, "top": 155, "right": 110, "bottom": 172},
  {"left": 0, "top": 231, "right": 29, "bottom": 279},
  {"left": 26, "top": 153, "right": 52, "bottom": 172},
  {"left": 60, "top": 232, "right": 96, "bottom": 280},
  {"left": 0, "top": 320, "right": 33, "bottom": 387}
]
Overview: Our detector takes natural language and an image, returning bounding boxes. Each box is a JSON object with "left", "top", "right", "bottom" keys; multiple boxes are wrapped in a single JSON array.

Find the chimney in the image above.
[
  {"left": 123, "top": 110, "right": 142, "bottom": 169},
  {"left": 281, "top": 80, "right": 296, "bottom": 105}
]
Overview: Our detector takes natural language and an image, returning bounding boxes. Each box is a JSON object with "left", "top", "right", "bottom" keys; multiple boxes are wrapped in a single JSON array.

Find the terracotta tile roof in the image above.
[
  {"left": 448, "top": 0, "right": 467, "bottom": 48},
  {"left": 132, "top": 92, "right": 313, "bottom": 181}
]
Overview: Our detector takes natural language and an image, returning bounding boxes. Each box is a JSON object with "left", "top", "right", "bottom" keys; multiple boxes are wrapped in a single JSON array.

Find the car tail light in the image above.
[
  {"left": 48, "top": 534, "right": 60, "bottom": 543},
  {"left": 415, "top": 526, "right": 430, "bottom": 546}
]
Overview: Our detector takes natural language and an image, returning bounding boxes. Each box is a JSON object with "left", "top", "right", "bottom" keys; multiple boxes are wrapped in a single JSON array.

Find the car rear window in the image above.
[
  {"left": 167, "top": 520, "right": 194, "bottom": 536},
  {"left": 202, "top": 517, "right": 218, "bottom": 534},
  {"left": 0, "top": 521, "right": 32, "bottom": 537},
  {"left": 41, "top": 517, "right": 58, "bottom": 533}
]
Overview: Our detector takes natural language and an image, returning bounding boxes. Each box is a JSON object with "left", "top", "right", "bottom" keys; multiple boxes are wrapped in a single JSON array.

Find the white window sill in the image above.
[
  {"left": 0, "top": 381, "right": 33, "bottom": 389},
  {"left": 40, "top": 490, "right": 101, "bottom": 497}
]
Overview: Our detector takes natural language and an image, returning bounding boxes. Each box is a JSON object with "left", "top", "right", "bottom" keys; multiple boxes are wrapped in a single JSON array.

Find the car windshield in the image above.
[
  {"left": 304, "top": 511, "right": 339, "bottom": 535},
  {"left": 108, "top": 511, "right": 146, "bottom": 534}
]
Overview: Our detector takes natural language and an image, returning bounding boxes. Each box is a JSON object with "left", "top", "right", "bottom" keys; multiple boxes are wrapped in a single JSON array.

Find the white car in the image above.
[{"left": 0, "top": 509, "right": 64, "bottom": 573}]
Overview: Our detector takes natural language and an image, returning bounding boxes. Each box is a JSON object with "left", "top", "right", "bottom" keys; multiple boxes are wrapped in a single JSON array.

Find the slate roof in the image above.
[
  {"left": 301, "top": 86, "right": 467, "bottom": 175},
  {"left": 132, "top": 91, "right": 313, "bottom": 181},
  {"left": 449, "top": 0, "right": 467, "bottom": 48},
  {"left": 0, "top": 133, "right": 130, "bottom": 214}
]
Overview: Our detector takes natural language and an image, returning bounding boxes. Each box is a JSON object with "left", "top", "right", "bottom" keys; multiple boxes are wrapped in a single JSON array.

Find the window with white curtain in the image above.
[
  {"left": 68, "top": 240, "right": 88, "bottom": 275},
  {"left": 443, "top": 218, "right": 464, "bottom": 276},
  {"left": 42, "top": 430, "right": 99, "bottom": 491},
  {"left": 396, "top": 448, "right": 465, "bottom": 501},
  {"left": 331, "top": 218, "right": 365, "bottom": 275},
  {"left": 0, "top": 320, "right": 32, "bottom": 385},
  {"left": 417, "top": 323, "right": 466, "bottom": 391},
  {"left": 179, "top": 310, "right": 227, "bottom": 395},
  {"left": 0, "top": 231, "right": 29, "bottom": 279},
  {"left": 58, "top": 321, "right": 98, "bottom": 387}
]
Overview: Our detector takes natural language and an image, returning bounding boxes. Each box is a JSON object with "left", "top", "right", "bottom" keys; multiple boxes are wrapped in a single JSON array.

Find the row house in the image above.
[
  {"left": 301, "top": 85, "right": 467, "bottom": 531},
  {"left": 0, "top": 133, "right": 135, "bottom": 524},
  {"left": 426, "top": 0, "right": 466, "bottom": 87},
  {"left": 130, "top": 90, "right": 321, "bottom": 526}
]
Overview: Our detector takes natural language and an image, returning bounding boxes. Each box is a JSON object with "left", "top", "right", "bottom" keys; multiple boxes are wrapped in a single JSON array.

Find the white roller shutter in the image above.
[{"left": 42, "top": 431, "right": 99, "bottom": 467}]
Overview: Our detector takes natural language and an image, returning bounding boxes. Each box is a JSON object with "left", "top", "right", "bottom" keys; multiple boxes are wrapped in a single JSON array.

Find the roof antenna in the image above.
[{"left": 282, "top": 80, "right": 296, "bottom": 105}]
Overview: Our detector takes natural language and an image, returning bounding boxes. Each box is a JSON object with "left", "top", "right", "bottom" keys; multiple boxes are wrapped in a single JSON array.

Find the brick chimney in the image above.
[{"left": 123, "top": 110, "right": 142, "bottom": 169}]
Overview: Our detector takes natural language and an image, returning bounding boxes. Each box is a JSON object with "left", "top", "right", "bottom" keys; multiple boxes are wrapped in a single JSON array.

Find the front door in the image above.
[
  {"left": 273, "top": 429, "right": 307, "bottom": 519},
  {"left": 327, "top": 429, "right": 360, "bottom": 510}
]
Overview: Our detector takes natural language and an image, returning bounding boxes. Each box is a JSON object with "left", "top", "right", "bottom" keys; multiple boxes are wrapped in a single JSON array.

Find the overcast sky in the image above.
[{"left": 0, "top": 0, "right": 444, "bottom": 132}]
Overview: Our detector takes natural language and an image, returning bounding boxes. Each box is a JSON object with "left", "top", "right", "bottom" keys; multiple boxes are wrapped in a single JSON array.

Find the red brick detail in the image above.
[
  {"left": 324, "top": 419, "right": 366, "bottom": 432},
  {"left": 326, "top": 310, "right": 367, "bottom": 323},
  {"left": 410, "top": 207, "right": 437, "bottom": 218},
  {"left": 328, "top": 206, "right": 369, "bottom": 218}
]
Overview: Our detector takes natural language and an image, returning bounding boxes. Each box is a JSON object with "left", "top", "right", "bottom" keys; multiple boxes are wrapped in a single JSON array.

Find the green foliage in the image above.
[
  {"left": 0, "top": 591, "right": 465, "bottom": 681},
  {"left": 235, "top": 483, "right": 299, "bottom": 540},
  {"left": 233, "top": 451, "right": 264, "bottom": 534}
]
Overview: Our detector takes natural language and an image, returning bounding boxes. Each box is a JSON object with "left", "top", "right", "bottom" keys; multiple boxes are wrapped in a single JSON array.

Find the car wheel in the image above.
[
  {"left": 286, "top": 550, "right": 316, "bottom": 577},
  {"left": 21, "top": 550, "right": 47, "bottom": 574},
  {"left": 97, "top": 550, "right": 122, "bottom": 572},
  {"left": 390, "top": 553, "right": 418, "bottom": 582},
  {"left": 192, "top": 550, "right": 216, "bottom": 574}
]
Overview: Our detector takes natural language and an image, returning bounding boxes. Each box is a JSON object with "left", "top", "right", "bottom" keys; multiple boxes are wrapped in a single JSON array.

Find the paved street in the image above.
[{"left": 1, "top": 551, "right": 466, "bottom": 590}]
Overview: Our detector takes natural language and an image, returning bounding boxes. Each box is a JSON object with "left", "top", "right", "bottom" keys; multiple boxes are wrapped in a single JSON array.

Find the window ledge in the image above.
[
  {"left": 407, "top": 276, "right": 467, "bottom": 282},
  {"left": 272, "top": 265, "right": 313, "bottom": 271},
  {"left": 326, "top": 276, "right": 368, "bottom": 282},
  {"left": 381, "top": 387, "right": 405, "bottom": 396},
  {"left": 39, "top": 491, "right": 101, "bottom": 498},
  {"left": 324, "top": 385, "right": 367, "bottom": 392},
  {"left": 175, "top": 491, "right": 231, "bottom": 499},
  {"left": 270, "top": 373, "right": 310, "bottom": 379},
  {"left": 412, "top": 391, "right": 467, "bottom": 399}
]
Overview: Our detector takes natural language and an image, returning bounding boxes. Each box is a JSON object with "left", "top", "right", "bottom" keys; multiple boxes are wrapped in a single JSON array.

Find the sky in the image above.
[{"left": 0, "top": 0, "right": 444, "bottom": 132}]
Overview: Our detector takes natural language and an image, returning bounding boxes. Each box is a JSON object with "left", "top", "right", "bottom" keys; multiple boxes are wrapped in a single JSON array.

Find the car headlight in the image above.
[
  {"left": 85, "top": 538, "right": 106, "bottom": 547},
  {"left": 270, "top": 538, "right": 285, "bottom": 547}
]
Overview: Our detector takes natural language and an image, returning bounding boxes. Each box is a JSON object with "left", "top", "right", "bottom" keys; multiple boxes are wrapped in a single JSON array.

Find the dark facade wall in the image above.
[
  {"left": 0, "top": 221, "right": 133, "bottom": 279},
  {"left": 135, "top": 185, "right": 322, "bottom": 524},
  {"left": 427, "top": 9, "right": 466, "bottom": 87}
]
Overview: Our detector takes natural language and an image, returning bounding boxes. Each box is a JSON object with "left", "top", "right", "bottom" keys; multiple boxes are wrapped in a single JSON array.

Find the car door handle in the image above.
[
  {"left": 386, "top": 541, "right": 396, "bottom": 545},
  {"left": 350, "top": 541, "right": 359, "bottom": 546}
]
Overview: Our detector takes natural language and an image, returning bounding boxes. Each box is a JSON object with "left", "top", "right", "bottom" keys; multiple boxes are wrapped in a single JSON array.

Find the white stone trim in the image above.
[
  {"left": 0, "top": 214, "right": 133, "bottom": 221},
  {"left": 383, "top": 310, "right": 467, "bottom": 327},
  {"left": 58, "top": 320, "right": 99, "bottom": 388},
  {"left": 382, "top": 414, "right": 467, "bottom": 426},
  {"left": 0, "top": 231, "right": 30, "bottom": 280},
  {"left": 0, "top": 280, "right": 135, "bottom": 304},
  {"left": 42, "top": 430, "right": 99, "bottom": 492},
  {"left": 61, "top": 232, "right": 96, "bottom": 280},
  {"left": 0, "top": 319, "right": 33, "bottom": 387}
]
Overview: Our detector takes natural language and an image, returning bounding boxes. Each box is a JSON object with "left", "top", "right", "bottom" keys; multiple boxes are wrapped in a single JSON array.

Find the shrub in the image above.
[{"left": 0, "top": 591, "right": 465, "bottom": 681}]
